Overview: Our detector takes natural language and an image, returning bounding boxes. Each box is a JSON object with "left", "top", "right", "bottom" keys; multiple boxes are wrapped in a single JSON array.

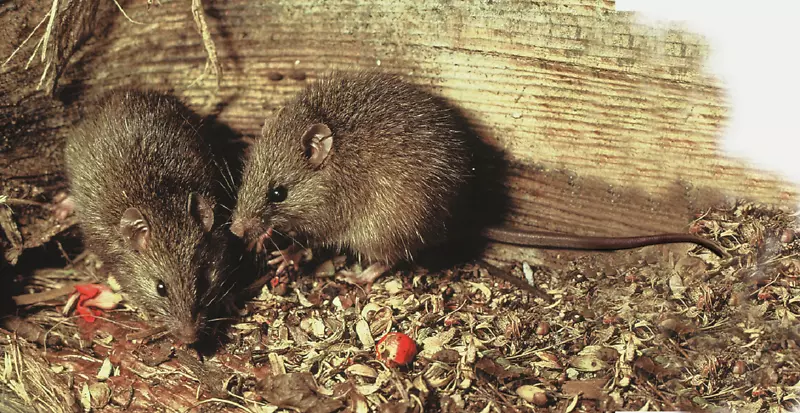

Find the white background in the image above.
[{"left": 616, "top": 1, "right": 800, "bottom": 190}]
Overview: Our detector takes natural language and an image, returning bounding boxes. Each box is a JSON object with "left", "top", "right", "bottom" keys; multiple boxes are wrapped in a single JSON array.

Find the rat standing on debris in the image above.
[
  {"left": 230, "top": 71, "right": 727, "bottom": 284},
  {"left": 59, "top": 90, "right": 238, "bottom": 343}
]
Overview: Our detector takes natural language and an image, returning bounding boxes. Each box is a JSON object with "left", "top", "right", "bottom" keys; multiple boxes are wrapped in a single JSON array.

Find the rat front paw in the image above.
[
  {"left": 268, "top": 244, "right": 311, "bottom": 274},
  {"left": 337, "top": 262, "right": 390, "bottom": 286},
  {"left": 52, "top": 192, "right": 75, "bottom": 221}
]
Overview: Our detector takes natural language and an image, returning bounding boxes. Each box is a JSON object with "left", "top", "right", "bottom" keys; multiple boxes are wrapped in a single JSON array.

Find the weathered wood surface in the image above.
[{"left": 1, "top": 0, "right": 796, "bottom": 265}]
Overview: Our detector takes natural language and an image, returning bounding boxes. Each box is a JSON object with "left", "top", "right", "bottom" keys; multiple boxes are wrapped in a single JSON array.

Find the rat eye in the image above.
[
  {"left": 156, "top": 280, "right": 168, "bottom": 297},
  {"left": 268, "top": 186, "right": 288, "bottom": 203}
]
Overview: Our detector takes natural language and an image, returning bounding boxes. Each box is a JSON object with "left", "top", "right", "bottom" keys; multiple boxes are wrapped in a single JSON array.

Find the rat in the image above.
[
  {"left": 229, "top": 71, "right": 728, "bottom": 284},
  {"left": 60, "top": 90, "right": 239, "bottom": 343}
]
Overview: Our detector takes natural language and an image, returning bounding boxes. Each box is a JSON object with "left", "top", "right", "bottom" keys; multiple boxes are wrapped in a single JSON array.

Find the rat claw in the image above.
[
  {"left": 250, "top": 231, "right": 274, "bottom": 253},
  {"left": 268, "top": 255, "right": 291, "bottom": 274},
  {"left": 267, "top": 244, "right": 309, "bottom": 273},
  {"left": 275, "top": 260, "right": 292, "bottom": 275}
]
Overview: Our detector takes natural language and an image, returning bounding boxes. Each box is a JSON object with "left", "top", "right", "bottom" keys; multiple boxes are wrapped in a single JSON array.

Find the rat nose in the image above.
[
  {"left": 229, "top": 218, "right": 246, "bottom": 238},
  {"left": 176, "top": 324, "right": 198, "bottom": 345},
  {"left": 230, "top": 217, "right": 258, "bottom": 239}
]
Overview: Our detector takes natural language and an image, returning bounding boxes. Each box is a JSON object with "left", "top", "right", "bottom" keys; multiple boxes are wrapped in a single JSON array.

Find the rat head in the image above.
[
  {"left": 117, "top": 192, "right": 228, "bottom": 344},
  {"left": 231, "top": 117, "right": 336, "bottom": 246}
]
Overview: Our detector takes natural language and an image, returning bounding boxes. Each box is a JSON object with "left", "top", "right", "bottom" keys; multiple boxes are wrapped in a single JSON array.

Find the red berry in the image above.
[{"left": 376, "top": 332, "right": 417, "bottom": 366}]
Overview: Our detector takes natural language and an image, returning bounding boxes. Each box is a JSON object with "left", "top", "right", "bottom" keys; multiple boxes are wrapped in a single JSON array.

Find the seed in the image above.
[
  {"left": 733, "top": 360, "right": 746, "bottom": 375},
  {"left": 516, "top": 385, "right": 548, "bottom": 406},
  {"left": 536, "top": 322, "right": 550, "bottom": 336}
]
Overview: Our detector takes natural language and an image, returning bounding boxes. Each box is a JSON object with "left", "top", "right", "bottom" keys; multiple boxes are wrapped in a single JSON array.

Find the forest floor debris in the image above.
[{"left": 2, "top": 201, "right": 799, "bottom": 412}]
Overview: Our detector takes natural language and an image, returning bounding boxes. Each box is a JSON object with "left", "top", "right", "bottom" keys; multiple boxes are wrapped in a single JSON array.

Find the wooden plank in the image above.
[{"left": 1, "top": 0, "right": 795, "bottom": 262}]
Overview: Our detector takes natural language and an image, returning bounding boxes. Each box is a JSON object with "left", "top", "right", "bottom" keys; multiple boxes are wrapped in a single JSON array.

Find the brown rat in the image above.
[
  {"left": 62, "top": 90, "right": 239, "bottom": 343},
  {"left": 230, "top": 71, "right": 728, "bottom": 284}
]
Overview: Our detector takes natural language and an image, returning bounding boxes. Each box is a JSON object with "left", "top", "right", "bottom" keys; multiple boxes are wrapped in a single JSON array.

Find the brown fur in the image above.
[
  {"left": 233, "top": 71, "right": 472, "bottom": 263},
  {"left": 64, "top": 90, "right": 236, "bottom": 342}
]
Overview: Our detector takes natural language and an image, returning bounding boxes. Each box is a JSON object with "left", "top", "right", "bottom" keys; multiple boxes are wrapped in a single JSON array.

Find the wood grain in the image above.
[{"left": 1, "top": 0, "right": 796, "bottom": 263}]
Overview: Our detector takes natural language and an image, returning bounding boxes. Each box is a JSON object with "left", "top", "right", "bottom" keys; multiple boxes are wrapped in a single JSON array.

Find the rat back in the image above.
[{"left": 64, "top": 90, "right": 232, "bottom": 342}]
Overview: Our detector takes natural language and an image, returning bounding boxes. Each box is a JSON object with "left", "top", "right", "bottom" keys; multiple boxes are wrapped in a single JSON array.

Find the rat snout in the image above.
[
  {"left": 174, "top": 318, "right": 204, "bottom": 345},
  {"left": 229, "top": 218, "right": 245, "bottom": 238},
  {"left": 230, "top": 216, "right": 258, "bottom": 239},
  {"left": 176, "top": 325, "right": 198, "bottom": 344},
  {"left": 231, "top": 217, "right": 274, "bottom": 253},
  {"left": 169, "top": 312, "right": 206, "bottom": 345}
]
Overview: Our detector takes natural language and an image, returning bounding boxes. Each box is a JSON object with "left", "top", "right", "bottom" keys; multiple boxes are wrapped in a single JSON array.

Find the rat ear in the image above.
[
  {"left": 187, "top": 192, "right": 215, "bottom": 232},
  {"left": 119, "top": 207, "right": 150, "bottom": 252},
  {"left": 300, "top": 123, "right": 333, "bottom": 169}
]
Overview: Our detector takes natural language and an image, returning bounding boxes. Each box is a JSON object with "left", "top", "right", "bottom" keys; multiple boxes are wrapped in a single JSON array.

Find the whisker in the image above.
[
  {"left": 265, "top": 234, "right": 282, "bottom": 255},
  {"left": 213, "top": 178, "right": 234, "bottom": 198},
  {"left": 210, "top": 158, "right": 238, "bottom": 197},
  {"left": 213, "top": 271, "right": 240, "bottom": 301},
  {"left": 204, "top": 282, "right": 233, "bottom": 307},
  {"left": 215, "top": 282, "right": 238, "bottom": 304},
  {"left": 271, "top": 228, "right": 308, "bottom": 250},
  {"left": 200, "top": 262, "right": 240, "bottom": 304},
  {"left": 206, "top": 317, "right": 237, "bottom": 323},
  {"left": 221, "top": 159, "right": 238, "bottom": 194},
  {"left": 222, "top": 159, "right": 238, "bottom": 192}
]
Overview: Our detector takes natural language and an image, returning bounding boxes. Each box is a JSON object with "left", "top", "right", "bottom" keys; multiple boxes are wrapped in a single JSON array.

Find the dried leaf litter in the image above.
[{"left": 1, "top": 201, "right": 799, "bottom": 412}]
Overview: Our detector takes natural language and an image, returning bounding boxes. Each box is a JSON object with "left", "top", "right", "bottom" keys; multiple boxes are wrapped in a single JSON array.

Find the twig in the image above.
[
  {"left": 190, "top": 0, "right": 221, "bottom": 87},
  {"left": 40, "top": 0, "right": 59, "bottom": 63},
  {"left": 25, "top": 35, "right": 45, "bottom": 69},
  {"left": 478, "top": 376, "right": 522, "bottom": 413},
  {"left": 55, "top": 240, "right": 73, "bottom": 266},
  {"left": 36, "top": 60, "right": 51, "bottom": 90},
  {"left": 12, "top": 284, "right": 76, "bottom": 306},
  {"left": 2, "top": 10, "right": 50, "bottom": 67},
  {"left": 111, "top": 0, "right": 145, "bottom": 24}
]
